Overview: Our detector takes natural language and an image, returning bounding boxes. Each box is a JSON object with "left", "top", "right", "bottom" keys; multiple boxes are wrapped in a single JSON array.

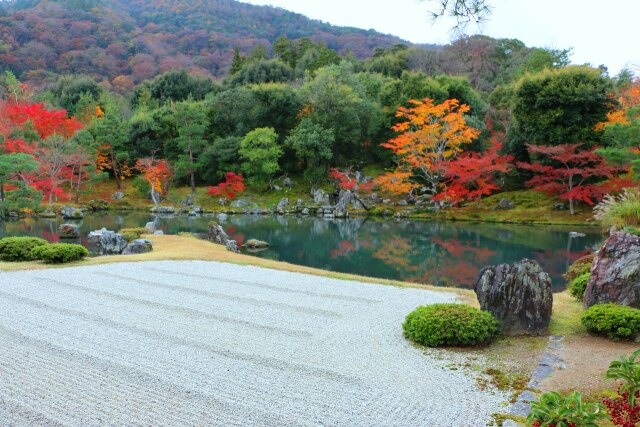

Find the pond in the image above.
[{"left": 0, "top": 212, "right": 603, "bottom": 290}]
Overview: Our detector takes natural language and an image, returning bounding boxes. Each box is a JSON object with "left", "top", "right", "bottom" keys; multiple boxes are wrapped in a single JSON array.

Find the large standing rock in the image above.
[
  {"left": 312, "top": 189, "right": 330, "bottom": 205},
  {"left": 583, "top": 232, "right": 640, "bottom": 309},
  {"left": 474, "top": 259, "right": 553, "bottom": 336},
  {"left": 207, "top": 221, "right": 239, "bottom": 253},
  {"left": 494, "top": 198, "right": 515, "bottom": 210},
  {"left": 58, "top": 223, "right": 80, "bottom": 239},
  {"left": 87, "top": 228, "right": 128, "bottom": 255},
  {"left": 122, "top": 239, "right": 153, "bottom": 255}
]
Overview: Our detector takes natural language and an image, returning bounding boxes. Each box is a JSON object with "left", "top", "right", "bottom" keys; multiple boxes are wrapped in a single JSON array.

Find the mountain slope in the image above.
[{"left": 0, "top": 0, "right": 406, "bottom": 83}]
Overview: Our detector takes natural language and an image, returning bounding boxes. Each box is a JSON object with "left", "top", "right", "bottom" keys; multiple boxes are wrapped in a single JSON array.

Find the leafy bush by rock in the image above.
[
  {"left": 563, "top": 253, "right": 594, "bottom": 282},
  {"left": 0, "top": 237, "right": 49, "bottom": 261},
  {"left": 568, "top": 272, "right": 591, "bottom": 301},
  {"left": 528, "top": 391, "right": 606, "bottom": 427},
  {"left": 31, "top": 243, "right": 89, "bottom": 264},
  {"left": 403, "top": 303, "right": 499, "bottom": 347},
  {"left": 581, "top": 304, "right": 640, "bottom": 340},
  {"left": 119, "top": 227, "right": 148, "bottom": 242}
]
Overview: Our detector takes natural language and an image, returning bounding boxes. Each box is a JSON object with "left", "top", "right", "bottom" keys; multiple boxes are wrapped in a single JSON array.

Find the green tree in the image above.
[
  {"left": 173, "top": 101, "right": 208, "bottom": 195},
  {"left": 230, "top": 47, "right": 246, "bottom": 75},
  {"left": 507, "top": 66, "right": 616, "bottom": 161},
  {"left": 228, "top": 59, "right": 294, "bottom": 86},
  {"left": 239, "top": 128, "right": 282, "bottom": 187},
  {"left": 286, "top": 118, "right": 334, "bottom": 186},
  {"left": 0, "top": 152, "right": 40, "bottom": 218},
  {"left": 198, "top": 136, "right": 242, "bottom": 182}
]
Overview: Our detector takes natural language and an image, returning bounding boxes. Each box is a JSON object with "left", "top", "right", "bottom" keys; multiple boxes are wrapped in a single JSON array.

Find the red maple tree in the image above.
[
  {"left": 518, "top": 143, "right": 622, "bottom": 214},
  {"left": 208, "top": 172, "right": 246, "bottom": 200}
]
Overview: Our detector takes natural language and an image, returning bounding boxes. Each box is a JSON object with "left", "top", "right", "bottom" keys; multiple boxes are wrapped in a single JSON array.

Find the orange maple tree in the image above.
[
  {"left": 135, "top": 157, "right": 173, "bottom": 206},
  {"left": 376, "top": 98, "right": 480, "bottom": 204}
]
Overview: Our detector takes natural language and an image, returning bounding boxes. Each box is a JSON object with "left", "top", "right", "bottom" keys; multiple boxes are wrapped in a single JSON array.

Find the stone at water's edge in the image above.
[
  {"left": 87, "top": 228, "right": 128, "bottom": 255},
  {"left": 474, "top": 259, "right": 553, "bottom": 336},
  {"left": 58, "top": 223, "right": 80, "bottom": 239},
  {"left": 61, "top": 206, "right": 84, "bottom": 219},
  {"left": 583, "top": 232, "right": 640, "bottom": 309},
  {"left": 244, "top": 239, "right": 269, "bottom": 249},
  {"left": 207, "top": 221, "right": 239, "bottom": 253}
]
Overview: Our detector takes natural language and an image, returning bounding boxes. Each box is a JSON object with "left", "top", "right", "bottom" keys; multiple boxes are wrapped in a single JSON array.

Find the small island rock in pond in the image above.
[
  {"left": 61, "top": 206, "right": 84, "bottom": 219},
  {"left": 474, "top": 259, "right": 553, "bottom": 336},
  {"left": 583, "top": 231, "right": 640, "bottom": 309},
  {"left": 88, "top": 228, "right": 128, "bottom": 255},
  {"left": 244, "top": 239, "right": 269, "bottom": 249},
  {"left": 207, "top": 221, "right": 239, "bottom": 253},
  {"left": 122, "top": 239, "right": 153, "bottom": 255},
  {"left": 58, "top": 223, "right": 80, "bottom": 239}
]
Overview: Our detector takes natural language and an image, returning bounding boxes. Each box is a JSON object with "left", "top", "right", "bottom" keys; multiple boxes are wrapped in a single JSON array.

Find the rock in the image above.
[
  {"left": 219, "top": 198, "right": 227, "bottom": 206},
  {"left": 111, "top": 192, "right": 125, "bottom": 200},
  {"left": 244, "top": 239, "right": 270, "bottom": 249},
  {"left": 122, "top": 239, "right": 153, "bottom": 255},
  {"left": 275, "top": 198, "right": 289, "bottom": 214},
  {"left": 583, "top": 232, "right": 640, "bottom": 309},
  {"left": 301, "top": 207, "right": 310, "bottom": 216},
  {"left": 226, "top": 240, "right": 239, "bottom": 252},
  {"left": 190, "top": 205, "right": 203, "bottom": 214},
  {"left": 153, "top": 230, "right": 164, "bottom": 235},
  {"left": 207, "top": 221, "right": 239, "bottom": 252},
  {"left": 609, "top": 225, "right": 618, "bottom": 236},
  {"left": 230, "top": 198, "right": 249, "bottom": 209},
  {"left": 474, "top": 259, "right": 553, "bottom": 336},
  {"left": 180, "top": 194, "right": 194, "bottom": 207},
  {"left": 87, "top": 228, "right": 128, "bottom": 255},
  {"left": 552, "top": 203, "right": 566, "bottom": 211},
  {"left": 39, "top": 208, "right": 56, "bottom": 218},
  {"left": 273, "top": 185, "right": 282, "bottom": 191},
  {"left": 58, "top": 223, "right": 80, "bottom": 239},
  {"left": 61, "top": 206, "right": 84, "bottom": 219},
  {"left": 144, "top": 222, "right": 156, "bottom": 233},
  {"left": 382, "top": 199, "right": 391, "bottom": 205},
  {"left": 283, "top": 177, "right": 292, "bottom": 188},
  {"left": 396, "top": 200, "right": 408, "bottom": 207},
  {"left": 494, "top": 198, "right": 515, "bottom": 210},
  {"left": 312, "top": 189, "right": 330, "bottom": 205},
  {"left": 150, "top": 206, "right": 175, "bottom": 214},
  {"left": 569, "top": 231, "right": 586, "bottom": 238}
]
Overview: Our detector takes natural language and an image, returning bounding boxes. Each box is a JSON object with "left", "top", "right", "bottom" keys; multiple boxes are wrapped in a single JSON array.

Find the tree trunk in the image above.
[
  {"left": 75, "top": 171, "right": 82, "bottom": 204},
  {"left": 568, "top": 174, "right": 575, "bottom": 215},
  {"left": 189, "top": 145, "right": 196, "bottom": 196},
  {"left": 111, "top": 150, "right": 122, "bottom": 191}
]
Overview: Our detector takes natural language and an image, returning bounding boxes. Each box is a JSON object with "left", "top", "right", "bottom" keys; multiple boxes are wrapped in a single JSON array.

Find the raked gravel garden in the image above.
[{"left": 0, "top": 260, "right": 509, "bottom": 426}]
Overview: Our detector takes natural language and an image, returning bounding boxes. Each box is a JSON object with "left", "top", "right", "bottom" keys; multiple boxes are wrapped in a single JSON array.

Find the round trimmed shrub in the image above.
[
  {"left": 581, "top": 303, "right": 640, "bottom": 340},
  {"left": 563, "top": 253, "right": 594, "bottom": 282},
  {"left": 31, "top": 243, "right": 89, "bottom": 264},
  {"left": 568, "top": 272, "right": 590, "bottom": 301},
  {"left": 403, "top": 303, "right": 499, "bottom": 347},
  {"left": 0, "top": 236, "right": 48, "bottom": 261},
  {"left": 119, "top": 227, "right": 148, "bottom": 242}
]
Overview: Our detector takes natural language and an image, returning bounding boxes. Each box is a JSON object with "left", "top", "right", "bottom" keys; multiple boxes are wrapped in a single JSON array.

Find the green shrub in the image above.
[
  {"left": 119, "top": 227, "right": 148, "bottom": 242},
  {"left": 31, "top": 243, "right": 89, "bottom": 264},
  {"left": 528, "top": 391, "right": 606, "bottom": 426},
  {"left": 568, "top": 272, "right": 591, "bottom": 301},
  {"left": 563, "top": 253, "right": 594, "bottom": 282},
  {"left": 0, "top": 236, "right": 49, "bottom": 261},
  {"left": 403, "top": 303, "right": 499, "bottom": 347},
  {"left": 581, "top": 303, "right": 640, "bottom": 340}
]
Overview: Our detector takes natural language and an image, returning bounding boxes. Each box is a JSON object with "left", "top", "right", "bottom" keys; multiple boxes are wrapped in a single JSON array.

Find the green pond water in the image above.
[{"left": 0, "top": 212, "right": 603, "bottom": 290}]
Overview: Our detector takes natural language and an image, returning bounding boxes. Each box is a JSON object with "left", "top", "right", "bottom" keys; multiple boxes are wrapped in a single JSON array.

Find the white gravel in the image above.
[{"left": 0, "top": 260, "right": 507, "bottom": 426}]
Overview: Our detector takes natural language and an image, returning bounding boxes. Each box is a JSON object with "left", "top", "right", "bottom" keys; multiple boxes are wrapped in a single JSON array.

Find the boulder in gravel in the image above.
[
  {"left": 207, "top": 221, "right": 239, "bottom": 252},
  {"left": 583, "top": 232, "right": 640, "bottom": 309},
  {"left": 122, "top": 239, "right": 153, "bottom": 255},
  {"left": 61, "top": 206, "right": 84, "bottom": 219},
  {"left": 474, "top": 259, "right": 553, "bottom": 336},
  {"left": 58, "top": 223, "right": 80, "bottom": 239},
  {"left": 244, "top": 239, "right": 269, "bottom": 249},
  {"left": 87, "top": 228, "right": 128, "bottom": 255}
]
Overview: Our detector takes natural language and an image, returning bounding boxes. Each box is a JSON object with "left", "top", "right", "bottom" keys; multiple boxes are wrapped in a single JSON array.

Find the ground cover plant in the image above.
[
  {"left": 31, "top": 243, "right": 89, "bottom": 264},
  {"left": 581, "top": 304, "right": 640, "bottom": 341},
  {"left": 0, "top": 237, "right": 49, "bottom": 261}
]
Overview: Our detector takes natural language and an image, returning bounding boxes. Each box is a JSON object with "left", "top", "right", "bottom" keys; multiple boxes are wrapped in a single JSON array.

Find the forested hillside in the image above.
[{"left": 0, "top": 0, "right": 406, "bottom": 83}]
